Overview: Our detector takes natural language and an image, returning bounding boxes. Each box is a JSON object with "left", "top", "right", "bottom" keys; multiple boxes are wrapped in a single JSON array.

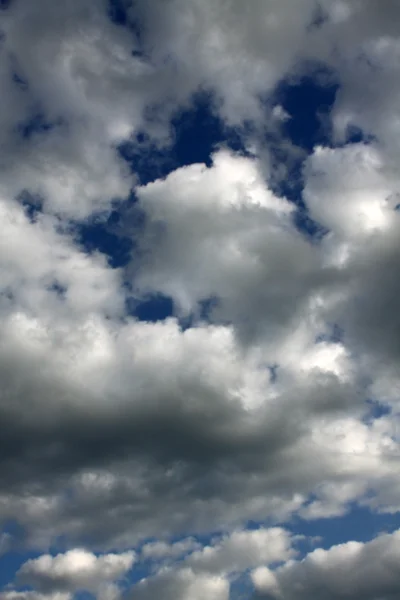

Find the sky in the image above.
[{"left": 0, "top": 0, "right": 400, "bottom": 599}]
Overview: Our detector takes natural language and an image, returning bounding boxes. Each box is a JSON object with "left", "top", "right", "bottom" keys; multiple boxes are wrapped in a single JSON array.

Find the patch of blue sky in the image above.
[
  {"left": 338, "top": 124, "right": 377, "bottom": 147},
  {"left": 107, "top": 0, "right": 149, "bottom": 60},
  {"left": 118, "top": 91, "right": 247, "bottom": 186},
  {"left": 363, "top": 399, "right": 392, "bottom": 423},
  {"left": 17, "top": 190, "right": 43, "bottom": 223},
  {"left": 16, "top": 113, "right": 64, "bottom": 140},
  {"left": 116, "top": 93, "right": 249, "bottom": 324},
  {"left": 268, "top": 365, "right": 279, "bottom": 384},
  {"left": 266, "top": 65, "right": 339, "bottom": 240},
  {"left": 240, "top": 504, "right": 400, "bottom": 563},
  {"left": 274, "top": 69, "right": 339, "bottom": 153},
  {"left": 93, "top": 73, "right": 340, "bottom": 315},
  {"left": 12, "top": 72, "right": 28, "bottom": 91},
  {"left": 107, "top": 0, "right": 132, "bottom": 27},
  {"left": 307, "top": 3, "right": 329, "bottom": 32},
  {"left": 74, "top": 593, "right": 95, "bottom": 600},
  {"left": 76, "top": 215, "right": 134, "bottom": 269},
  {"left": 315, "top": 323, "right": 344, "bottom": 344},
  {"left": 0, "top": 552, "right": 32, "bottom": 589},
  {"left": 126, "top": 293, "right": 174, "bottom": 322},
  {"left": 169, "top": 296, "right": 221, "bottom": 330},
  {"left": 47, "top": 280, "right": 68, "bottom": 299},
  {"left": 289, "top": 504, "right": 400, "bottom": 552},
  {"left": 0, "top": 522, "right": 33, "bottom": 588}
]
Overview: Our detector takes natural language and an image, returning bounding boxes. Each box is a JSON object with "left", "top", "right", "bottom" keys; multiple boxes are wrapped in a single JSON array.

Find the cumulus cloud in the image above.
[
  {"left": 252, "top": 529, "right": 400, "bottom": 600},
  {"left": 130, "top": 0, "right": 321, "bottom": 125},
  {"left": 122, "top": 527, "right": 291, "bottom": 599},
  {"left": 0, "top": 594, "right": 71, "bottom": 600},
  {"left": 129, "top": 568, "right": 229, "bottom": 600},
  {"left": 303, "top": 142, "right": 400, "bottom": 413},
  {"left": 186, "top": 527, "right": 293, "bottom": 575},
  {"left": 132, "top": 149, "right": 322, "bottom": 343},
  {"left": 17, "top": 549, "right": 135, "bottom": 593},
  {"left": 0, "top": 139, "right": 398, "bottom": 555},
  {"left": 0, "top": 0, "right": 138, "bottom": 218},
  {"left": 141, "top": 538, "right": 200, "bottom": 561}
]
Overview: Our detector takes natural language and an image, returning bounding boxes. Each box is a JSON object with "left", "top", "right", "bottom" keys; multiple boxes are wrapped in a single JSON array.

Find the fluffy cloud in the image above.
[
  {"left": 123, "top": 527, "right": 291, "bottom": 599},
  {"left": 252, "top": 529, "right": 400, "bottom": 600},
  {"left": 7, "top": 530, "right": 400, "bottom": 600},
  {"left": 129, "top": 568, "right": 229, "bottom": 600},
  {"left": 131, "top": 0, "right": 321, "bottom": 124},
  {"left": 141, "top": 538, "right": 200, "bottom": 561},
  {"left": 4, "top": 527, "right": 290, "bottom": 600},
  {"left": 16, "top": 549, "right": 135, "bottom": 594},
  {"left": 186, "top": 528, "right": 293, "bottom": 574},
  {"left": 0, "top": 594, "right": 71, "bottom": 600},
  {"left": 0, "top": 0, "right": 140, "bottom": 218},
  {"left": 0, "top": 148, "right": 398, "bottom": 551},
  {"left": 303, "top": 142, "right": 400, "bottom": 415},
  {"left": 132, "top": 149, "right": 322, "bottom": 343}
]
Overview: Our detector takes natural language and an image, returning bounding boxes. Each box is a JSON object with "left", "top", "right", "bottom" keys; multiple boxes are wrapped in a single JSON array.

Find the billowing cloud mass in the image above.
[
  {"left": 0, "top": 0, "right": 400, "bottom": 599},
  {"left": 252, "top": 529, "right": 400, "bottom": 600},
  {"left": 17, "top": 549, "right": 135, "bottom": 593}
]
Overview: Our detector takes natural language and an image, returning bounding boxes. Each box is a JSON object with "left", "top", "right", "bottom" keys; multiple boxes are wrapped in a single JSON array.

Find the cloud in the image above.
[
  {"left": 0, "top": 0, "right": 142, "bottom": 218},
  {"left": 252, "top": 529, "right": 400, "bottom": 600},
  {"left": 303, "top": 142, "right": 400, "bottom": 417},
  {"left": 132, "top": 149, "right": 322, "bottom": 343},
  {"left": 15, "top": 549, "right": 135, "bottom": 598},
  {"left": 0, "top": 594, "right": 71, "bottom": 600},
  {"left": 129, "top": 568, "right": 229, "bottom": 600},
  {"left": 186, "top": 527, "right": 293, "bottom": 575},
  {"left": 131, "top": 0, "right": 321, "bottom": 125},
  {"left": 141, "top": 538, "right": 200, "bottom": 561},
  {"left": 0, "top": 148, "right": 398, "bottom": 551},
  {"left": 116, "top": 527, "right": 291, "bottom": 599}
]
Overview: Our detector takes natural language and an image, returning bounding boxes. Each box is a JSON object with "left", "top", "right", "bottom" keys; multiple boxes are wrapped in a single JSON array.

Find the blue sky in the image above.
[{"left": 0, "top": 1, "right": 400, "bottom": 599}]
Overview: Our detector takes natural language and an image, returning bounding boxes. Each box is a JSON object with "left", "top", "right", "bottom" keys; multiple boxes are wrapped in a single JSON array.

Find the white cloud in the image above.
[
  {"left": 129, "top": 568, "right": 229, "bottom": 600},
  {"left": 186, "top": 528, "right": 293, "bottom": 574},
  {"left": 141, "top": 538, "right": 200, "bottom": 561},
  {"left": 0, "top": 146, "right": 398, "bottom": 549},
  {"left": 0, "top": 0, "right": 140, "bottom": 218},
  {"left": 304, "top": 144, "right": 394, "bottom": 238},
  {"left": 0, "top": 594, "right": 71, "bottom": 600},
  {"left": 124, "top": 527, "right": 291, "bottom": 600},
  {"left": 17, "top": 549, "right": 135, "bottom": 595},
  {"left": 252, "top": 529, "right": 400, "bottom": 600},
  {"left": 303, "top": 141, "right": 400, "bottom": 416},
  {"left": 132, "top": 150, "right": 321, "bottom": 345},
  {"left": 139, "top": 528, "right": 292, "bottom": 576},
  {"left": 131, "top": 0, "right": 320, "bottom": 125}
]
